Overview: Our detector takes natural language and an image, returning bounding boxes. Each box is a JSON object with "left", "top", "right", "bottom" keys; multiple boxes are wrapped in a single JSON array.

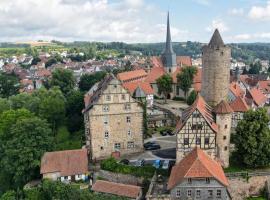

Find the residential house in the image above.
[
  {"left": 40, "top": 149, "right": 88, "bottom": 183},
  {"left": 167, "top": 147, "right": 231, "bottom": 200},
  {"left": 123, "top": 81, "right": 154, "bottom": 107},
  {"left": 83, "top": 74, "right": 144, "bottom": 160},
  {"left": 175, "top": 95, "right": 218, "bottom": 163},
  {"left": 257, "top": 80, "right": 270, "bottom": 104},
  {"left": 117, "top": 69, "right": 148, "bottom": 83},
  {"left": 228, "top": 81, "right": 245, "bottom": 102},
  {"left": 246, "top": 87, "right": 267, "bottom": 108},
  {"left": 229, "top": 97, "right": 249, "bottom": 128},
  {"left": 92, "top": 180, "right": 142, "bottom": 200}
]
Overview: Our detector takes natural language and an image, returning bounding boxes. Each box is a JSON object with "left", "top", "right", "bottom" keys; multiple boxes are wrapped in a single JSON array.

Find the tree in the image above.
[
  {"left": 78, "top": 71, "right": 106, "bottom": 92},
  {"left": 177, "top": 66, "right": 197, "bottom": 99},
  {"left": 0, "top": 116, "right": 53, "bottom": 188},
  {"left": 50, "top": 69, "right": 75, "bottom": 94},
  {"left": 0, "top": 73, "right": 19, "bottom": 98},
  {"left": 234, "top": 108, "right": 270, "bottom": 168},
  {"left": 34, "top": 87, "right": 66, "bottom": 132},
  {"left": 66, "top": 90, "right": 84, "bottom": 132},
  {"left": 0, "top": 109, "right": 53, "bottom": 188},
  {"left": 31, "top": 57, "right": 41, "bottom": 65},
  {"left": 187, "top": 90, "right": 197, "bottom": 105},
  {"left": 9, "top": 93, "right": 40, "bottom": 114},
  {"left": 0, "top": 191, "right": 16, "bottom": 200},
  {"left": 0, "top": 98, "right": 10, "bottom": 114},
  {"left": 156, "top": 74, "right": 173, "bottom": 103},
  {"left": 248, "top": 61, "right": 261, "bottom": 74}
]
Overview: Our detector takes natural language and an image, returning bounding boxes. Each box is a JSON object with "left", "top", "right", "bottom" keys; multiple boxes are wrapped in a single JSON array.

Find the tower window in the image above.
[
  {"left": 224, "top": 146, "right": 228, "bottom": 151},
  {"left": 223, "top": 136, "right": 227, "bottom": 140},
  {"left": 221, "top": 51, "right": 224, "bottom": 56},
  {"left": 225, "top": 124, "right": 228, "bottom": 129},
  {"left": 127, "top": 116, "right": 131, "bottom": 123},
  {"left": 104, "top": 131, "right": 109, "bottom": 139},
  {"left": 169, "top": 69, "right": 171, "bottom": 73}
]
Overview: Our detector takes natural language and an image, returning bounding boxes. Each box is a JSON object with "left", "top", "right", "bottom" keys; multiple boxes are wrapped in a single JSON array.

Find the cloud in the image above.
[
  {"left": 193, "top": 0, "right": 211, "bottom": 6},
  {"left": 206, "top": 19, "right": 229, "bottom": 32},
  {"left": 229, "top": 8, "right": 244, "bottom": 16},
  {"left": 0, "top": 0, "right": 187, "bottom": 43},
  {"left": 248, "top": 1, "right": 270, "bottom": 20},
  {"left": 233, "top": 32, "right": 270, "bottom": 41}
]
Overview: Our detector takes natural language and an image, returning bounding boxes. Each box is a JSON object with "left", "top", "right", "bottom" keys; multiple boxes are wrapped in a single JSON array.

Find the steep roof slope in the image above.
[{"left": 167, "top": 147, "right": 229, "bottom": 190}]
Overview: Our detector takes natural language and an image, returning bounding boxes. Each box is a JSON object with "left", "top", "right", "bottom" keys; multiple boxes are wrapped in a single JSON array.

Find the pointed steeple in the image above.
[
  {"left": 164, "top": 12, "right": 175, "bottom": 54},
  {"left": 209, "top": 29, "right": 224, "bottom": 47}
]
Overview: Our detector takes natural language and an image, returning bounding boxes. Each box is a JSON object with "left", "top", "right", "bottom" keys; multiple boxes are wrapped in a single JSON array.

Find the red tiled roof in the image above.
[
  {"left": 229, "top": 97, "right": 249, "bottom": 112},
  {"left": 40, "top": 149, "right": 88, "bottom": 176},
  {"left": 167, "top": 147, "right": 229, "bottom": 190},
  {"left": 145, "top": 67, "right": 165, "bottom": 83},
  {"left": 229, "top": 82, "right": 245, "bottom": 98},
  {"left": 177, "top": 95, "right": 218, "bottom": 132},
  {"left": 258, "top": 80, "right": 270, "bottom": 94},
  {"left": 117, "top": 69, "right": 147, "bottom": 82},
  {"left": 92, "top": 180, "right": 141, "bottom": 199},
  {"left": 213, "top": 100, "right": 233, "bottom": 114},
  {"left": 151, "top": 56, "right": 164, "bottom": 68},
  {"left": 123, "top": 81, "right": 154, "bottom": 95},
  {"left": 35, "top": 69, "right": 51, "bottom": 77},
  {"left": 177, "top": 56, "right": 192, "bottom": 66},
  {"left": 249, "top": 87, "right": 267, "bottom": 106}
]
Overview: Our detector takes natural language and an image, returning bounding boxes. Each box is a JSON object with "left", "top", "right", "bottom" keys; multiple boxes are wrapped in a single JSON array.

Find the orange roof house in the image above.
[
  {"left": 229, "top": 82, "right": 245, "bottom": 98},
  {"left": 92, "top": 180, "right": 142, "bottom": 199},
  {"left": 40, "top": 149, "right": 88, "bottom": 178},
  {"left": 167, "top": 147, "right": 229, "bottom": 190},
  {"left": 123, "top": 81, "right": 154, "bottom": 95},
  {"left": 176, "top": 95, "right": 218, "bottom": 132},
  {"left": 258, "top": 80, "right": 270, "bottom": 94},
  {"left": 229, "top": 96, "right": 249, "bottom": 112},
  {"left": 247, "top": 87, "right": 267, "bottom": 107},
  {"left": 117, "top": 69, "right": 147, "bottom": 83}
]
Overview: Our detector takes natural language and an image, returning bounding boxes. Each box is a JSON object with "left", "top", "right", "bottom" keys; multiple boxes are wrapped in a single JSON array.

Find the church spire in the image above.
[{"left": 165, "top": 12, "right": 175, "bottom": 54}]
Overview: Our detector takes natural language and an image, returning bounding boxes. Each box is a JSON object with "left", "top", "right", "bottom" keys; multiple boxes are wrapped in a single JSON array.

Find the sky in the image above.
[{"left": 1, "top": 0, "right": 270, "bottom": 43}]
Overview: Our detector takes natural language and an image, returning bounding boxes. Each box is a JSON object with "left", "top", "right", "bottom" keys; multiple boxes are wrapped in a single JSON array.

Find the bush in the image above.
[
  {"left": 172, "top": 96, "right": 186, "bottom": 101},
  {"left": 187, "top": 90, "right": 197, "bottom": 105},
  {"left": 100, "top": 158, "right": 167, "bottom": 179}
]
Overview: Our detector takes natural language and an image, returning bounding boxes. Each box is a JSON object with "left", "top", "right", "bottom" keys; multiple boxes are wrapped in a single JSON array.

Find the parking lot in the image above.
[{"left": 126, "top": 133, "right": 177, "bottom": 164}]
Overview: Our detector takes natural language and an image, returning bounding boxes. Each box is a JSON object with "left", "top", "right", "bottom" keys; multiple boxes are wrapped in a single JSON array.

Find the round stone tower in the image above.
[
  {"left": 201, "top": 29, "right": 231, "bottom": 106},
  {"left": 213, "top": 100, "right": 233, "bottom": 168}
]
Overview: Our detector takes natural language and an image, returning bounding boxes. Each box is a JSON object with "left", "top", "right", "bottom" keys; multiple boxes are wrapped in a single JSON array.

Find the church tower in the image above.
[
  {"left": 161, "top": 12, "right": 177, "bottom": 74},
  {"left": 201, "top": 29, "right": 231, "bottom": 106}
]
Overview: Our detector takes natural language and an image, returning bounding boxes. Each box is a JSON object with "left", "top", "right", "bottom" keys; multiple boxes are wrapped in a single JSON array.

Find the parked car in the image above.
[
  {"left": 162, "top": 160, "right": 170, "bottom": 169},
  {"left": 160, "top": 130, "right": 167, "bottom": 136},
  {"left": 134, "top": 159, "right": 145, "bottom": 167},
  {"left": 144, "top": 143, "right": 161, "bottom": 150},
  {"left": 167, "top": 130, "right": 174, "bottom": 136},
  {"left": 153, "top": 160, "right": 161, "bottom": 169},
  {"left": 120, "top": 159, "right": 129, "bottom": 165},
  {"left": 144, "top": 141, "right": 157, "bottom": 148}
]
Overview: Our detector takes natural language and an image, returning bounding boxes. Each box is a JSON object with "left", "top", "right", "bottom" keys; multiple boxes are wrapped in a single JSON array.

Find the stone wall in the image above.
[
  {"left": 95, "top": 170, "right": 143, "bottom": 186},
  {"left": 228, "top": 176, "right": 268, "bottom": 200},
  {"left": 201, "top": 44, "right": 231, "bottom": 106}
]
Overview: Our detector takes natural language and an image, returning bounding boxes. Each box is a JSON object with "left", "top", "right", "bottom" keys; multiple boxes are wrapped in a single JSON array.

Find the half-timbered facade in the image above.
[
  {"left": 229, "top": 96, "right": 249, "bottom": 128},
  {"left": 176, "top": 95, "right": 218, "bottom": 163}
]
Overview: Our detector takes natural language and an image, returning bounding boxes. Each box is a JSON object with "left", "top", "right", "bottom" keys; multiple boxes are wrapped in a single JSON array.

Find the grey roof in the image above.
[
  {"left": 209, "top": 29, "right": 225, "bottom": 47},
  {"left": 83, "top": 73, "right": 113, "bottom": 113},
  {"left": 133, "top": 86, "right": 146, "bottom": 98},
  {"left": 164, "top": 12, "right": 175, "bottom": 54}
]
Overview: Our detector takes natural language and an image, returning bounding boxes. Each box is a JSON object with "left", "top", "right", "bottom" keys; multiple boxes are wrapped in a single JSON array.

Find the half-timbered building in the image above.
[
  {"left": 175, "top": 95, "right": 218, "bottom": 163},
  {"left": 229, "top": 96, "right": 249, "bottom": 128}
]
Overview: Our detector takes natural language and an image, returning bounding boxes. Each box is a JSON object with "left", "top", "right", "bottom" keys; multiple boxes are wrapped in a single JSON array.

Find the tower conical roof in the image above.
[
  {"left": 209, "top": 29, "right": 224, "bottom": 47},
  {"left": 164, "top": 12, "right": 175, "bottom": 54}
]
